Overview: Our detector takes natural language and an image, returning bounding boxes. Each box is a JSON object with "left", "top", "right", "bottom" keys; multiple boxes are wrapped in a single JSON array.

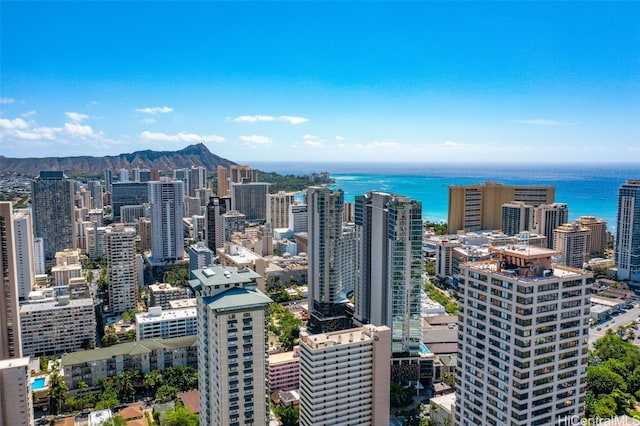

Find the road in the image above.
[{"left": 588, "top": 304, "right": 640, "bottom": 346}]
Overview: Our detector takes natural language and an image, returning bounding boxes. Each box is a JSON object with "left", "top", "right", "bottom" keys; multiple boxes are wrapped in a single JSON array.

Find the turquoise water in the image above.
[
  {"left": 32, "top": 377, "right": 45, "bottom": 390},
  {"left": 253, "top": 161, "right": 640, "bottom": 231}
]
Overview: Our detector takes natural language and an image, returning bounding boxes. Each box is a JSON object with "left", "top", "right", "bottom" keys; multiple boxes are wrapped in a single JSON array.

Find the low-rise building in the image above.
[
  {"left": 149, "top": 283, "right": 192, "bottom": 309},
  {"left": 135, "top": 306, "right": 197, "bottom": 341},
  {"left": 61, "top": 335, "right": 197, "bottom": 389},
  {"left": 268, "top": 348, "right": 300, "bottom": 393}
]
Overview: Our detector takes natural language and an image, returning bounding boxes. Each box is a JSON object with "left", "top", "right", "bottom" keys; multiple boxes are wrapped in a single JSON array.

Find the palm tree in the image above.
[
  {"left": 48, "top": 362, "right": 68, "bottom": 415},
  {"left": 144, "top": 370, "right": 163, "bottom": 396}
]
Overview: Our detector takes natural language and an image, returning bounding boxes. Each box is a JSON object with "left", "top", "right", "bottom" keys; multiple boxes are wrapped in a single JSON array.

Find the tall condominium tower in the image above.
[
  {"left": 553, "top": 222, "right": 591, "bottom": 269},
  {"left": 106, "top": 224, "right": 138, "bottom": 314},
  {"left": 615, "top": 179, "right": 640, "bottom": 282},
  {"left": 456, "top": 246, "right": 591, "bottom": 426},
  {"left": 149, "top": 179, "right": 185, "bottom": 263},
  {"left": 354, "top": 192, "right": 423, "bottom": 354},
  {"left": 31, "top": 171, "right": 76, "bottom": 265},
  {"left": 104, "top": 169, "right": 113, "bottom": 193},
  {"left": 299, "top": 325, "right": 391, "bottom": 426},
  {"left": 206, "top": 196, "right": 230, "bottom": 251},
  {"left": 230, "top": 182, "right": 269, "bottom": 223},
  {"left": 534, "top": 203, "right": 570, "bottom": 249},
  {"left": 187, "top": 166, "right": 207, "bottom": 198},
  {"left": 289, "top": 204, "right": 308, "bottom": 233},
  {"left": 0, "top": 357, "right": 34, "bottom": 426},
  {"left": 448, "top": 182, "right": 555, "bottom": 233},
  {"left": 87, "top": 180, "right": 104, "bottom": 209},
  {"left": 307, "top": 187, "right": 350, "bottom": 333},
  {"left": 501, "top": 201, "right": 533, "bottom": 236},
  {"left": 119, "top": 168, "right": 129, "bottom": 182},
  {"left": 576, "top": 216, "right": 608, "bottom": 258},
  {"left": 190, "top": 265, "right": 272, "bottom": 426},
  {"left": 267, "top": 191, "right": 295, "bottom": 229},
  {"left": 216, "top": 165, "right": 229, "bottom": 197},
  {"left": 111, "top": 182, "right": 149, "bottom": 220},
  {"left": 0, "top": 202, "right": 22, "bottom": 359},
  {"left": 12, "top": 209, "right": 36, "bottom": 301}
]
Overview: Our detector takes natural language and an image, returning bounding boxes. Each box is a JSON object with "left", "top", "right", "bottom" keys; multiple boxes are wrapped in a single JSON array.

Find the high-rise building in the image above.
[
  {"left": 33, "top": 237, "right": 45, "bottom": 275},
  {"left": 230, "top": 165, "right": 258, "bottom": 184},
  {"left": 288, "top": 204, "right": 308, "bottom": 233},
  {"left": 307, "top": 187, "right": 351, "bottom": 333},
  {"left": 222, "top": 210, "right": 246, "bottom": 243},
  {"left": 456, "top": 246, "right": 591, "bottom": 426},
  {"left": 88, "top": 180, "right": 104, "bottom": 209},
  {"left": 216, "top": 165, "right": 229, "bottom": 197},
  {"left": 31, "top": 171, "right": 76, "bottom": 265},
  {"left": 534, "top": 203, "right": 569, "bottom": 249},
  {"left": 149, "top": 179, "right": 185, "bottom": 263},
  {"left": 12, "top": 209, "right": 36, "bottom": 301},
  {"left": 119, "top": 168, "right": 130, "bottom": 182},
  {"left": 298, "top": 325, "right": 391, "bottom": 426},
  {"left": 111, "top": 182, "right": 149, "bottom": 220},
  {"left": 0, "top": 357, "right": 34, "bottom": 426},
  {"left": 190, "top": 265, "right": 272, "bottom": 426},
  {"left": 338, "top": 223, "right": 357, "bottom": 298},
  {"left": 616, "top": 180, "right": 640, "bottom": 282},
  {"left": 104, "top": 169, "right": 113, "bottom": 193},
  {"left": 187, "top": 166, "right": 207, "bottom": 198},
  {"left": 553, "top": 222, "right": 591, "bottom": 269},
  {"left": 106, "top": 224, "right": 138, "bottom": 314},
  {"left": 0, "top": 202, "right": 22, "bottom": 359},
  {"left": 86, "top": 225, "right": 108, "bottom": 259},
  {"left": 188, "top": 242, "right": 215, "bottom": 278},
  {"left": 206, "top": 196, "right": 230, "bottom": 251},
  {"left": 230, "top": 182, "right": 269, "bottom": 223},
  {"left": 267, "top": 191, "right": 295, "bottom": 229},
  {"left": 576, "top": 216, "right": 608, "bottom": 258},
  {"left": 501, "top": 201, "right": 533, "bottom": 236},
  {"left": 354, "top": 192, "right": 423, "bottom": 354},
  {"left": 448, "top": 182, "right": 555, "bottom": 233}
]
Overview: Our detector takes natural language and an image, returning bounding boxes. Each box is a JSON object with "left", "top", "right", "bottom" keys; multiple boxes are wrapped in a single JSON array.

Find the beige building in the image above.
[
  {"left": 0, "top": 357, "right": 34, "bottom": 426},
  {"left": 577, "top": 215, "right": 608, "bottom": 257},
  {"left": 299, "top": 325, "right": 391, "bottom": 426},
  {"left": 553, "top": 222, "right": 591, "bottom": 269},
  {"left": 106, "top": 224, "right": 137, "bottom": 314},
  {"left": 216, "top": 165, "right": 229, "bottom": 197},
  {"left": 267, "top": 191, "right": 296, "bottom": 229},
  {"left": 51, "top": 249, "right": 83, "bottom": 286},
  {"left": 456, "top": 246, "right": 591, "bottom": 426},
  {"left": 448, "top": 182, "right": 554, "bottom": 233}
]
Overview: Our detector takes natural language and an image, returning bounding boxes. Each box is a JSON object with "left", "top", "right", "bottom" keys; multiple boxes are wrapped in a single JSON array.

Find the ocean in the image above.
[{"left": 252, "top": 162, "right": 640, "bottom": 231}]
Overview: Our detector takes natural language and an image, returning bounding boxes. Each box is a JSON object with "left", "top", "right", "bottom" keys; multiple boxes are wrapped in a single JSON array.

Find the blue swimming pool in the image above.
[{"left": 32, "top": 377, "right": 45, "bottom": 390}]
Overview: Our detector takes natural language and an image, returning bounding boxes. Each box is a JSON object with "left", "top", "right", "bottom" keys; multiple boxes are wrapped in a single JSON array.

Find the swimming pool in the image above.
[{"left": 32, "top": 377, "right": 45, "bottom": 390}]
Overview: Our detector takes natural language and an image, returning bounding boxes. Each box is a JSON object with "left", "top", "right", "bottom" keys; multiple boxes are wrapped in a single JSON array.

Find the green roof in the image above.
[
  {"left": 189, "top": 265, "right": 260, "bottom": 291},
  {"left": 204, "top": 287, "right": 272, "bottom": 312},
  {"left": 61, "top": 335, "right": 196, "bottom": 367},
  {"left": 438, "top": 354, "right": 457, "bottom": 367}
]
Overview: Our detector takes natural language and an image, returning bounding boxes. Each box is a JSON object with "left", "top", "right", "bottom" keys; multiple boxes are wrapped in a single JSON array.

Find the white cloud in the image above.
[
  {"left": 65, "top": 112, "right": 89, "bottom": 122},
  {"left": 64, "top": 122, "right": 94, "bottom": 136},
  {"left": 135, "top": 106, "right": 174, "bottom": 114},
  {"left": 13, "top": 126, "right": 62, "bottom": 140},
  {"left": 21, "top": 110, "right": 37, "bottom": 118},
  {"left": 229, "top": 115, "right": 309, "bottom": 124},
  {"left": 278, "top": 115, "right": 308, "bottom": 124},
  {"left": 371, "top": 140, "right": 400, "bottom": 148},
  {"left": 140, "top": 131, "right": 225, "bottom": 143},
  {"left": 511, "top": 119, "right": 575, "bottom": 126},
  {"left": 0, "top": 98, "right": 15, "bottom": 104},
  {"left": 142, "top": 118, "right": 156, "bottom": 124},
  {"left": 240, "top": 135, "right": 272, "bottom": 144},
  {"left": 303, "top": 134, "right": 323, "bottom": 148},
  {"left": 0, "top": 117, "right": 29, "bottom": 130},
  {"left": 444, "top": 140, "right": 459, "bottom": 146},
  {"left": 231, "top": 115, "right": 276, "bottom": 123},
  {"left": 335, "top": 136, "right": 345, "bottom": 141}
]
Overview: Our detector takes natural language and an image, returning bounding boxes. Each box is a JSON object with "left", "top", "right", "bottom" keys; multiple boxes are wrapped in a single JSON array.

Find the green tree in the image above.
[
  {"left": 161, "top": 405, "right": 199, "bottom": 426},
  {"left": 165, "top": 267, "right": 189, "bottom": 287},
  {"left": 39, "top": 356, "right": 49, "bottom": 373},
  {"left": 587, "top": 366, "right": 627, "bottom": 396},
  {"left": 103, "top": 416, "right": 127, "bottom": 426},
  {"left": 95, "top": 386, "right": 119, "bottom": 410},
  {"left": 155, "top": 385, "right": 179, "bottom": 403},
  {"left": 49, "top": 362, "right": 68, "bottom": 415},
  {"left": 145, "top": 370, "right": 163, "bottom": 394},
  {"left": 593, "top": 395, "right": 617, "bottom": 418},
  {"left": 273, "top": 405, "right": 299, "bottom": 426},
  {"left": 102, "top": 333, "right": 120, "bottom": 347}
]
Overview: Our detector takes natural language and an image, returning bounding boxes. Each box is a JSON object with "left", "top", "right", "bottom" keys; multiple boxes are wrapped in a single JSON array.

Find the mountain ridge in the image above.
[{"left": 0, "top": 143, "right": 237, "bottom": 176}]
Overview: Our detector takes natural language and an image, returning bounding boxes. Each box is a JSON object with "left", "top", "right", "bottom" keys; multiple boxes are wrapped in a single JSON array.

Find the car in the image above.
[{"left": 597, "top": 327, "right": 602, "bottom": 330}]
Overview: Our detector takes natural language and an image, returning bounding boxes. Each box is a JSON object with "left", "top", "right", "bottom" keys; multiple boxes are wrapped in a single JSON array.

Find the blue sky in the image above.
[{"left": 1, "top": 1, "right": 639, "bottom": 163}]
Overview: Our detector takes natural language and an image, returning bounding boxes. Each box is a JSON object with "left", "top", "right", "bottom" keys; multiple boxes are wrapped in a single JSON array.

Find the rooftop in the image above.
[
  {"left": 189, "top": 265, "right": 260, "bottom": 291},
  {"left": 203, "top": 286, "right": 272, "bottom": 312}
]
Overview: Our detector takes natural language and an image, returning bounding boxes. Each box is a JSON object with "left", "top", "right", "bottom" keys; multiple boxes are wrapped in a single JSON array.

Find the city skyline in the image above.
[{"left": 1, "top": 2, "right": 639, "bottom": 163}]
